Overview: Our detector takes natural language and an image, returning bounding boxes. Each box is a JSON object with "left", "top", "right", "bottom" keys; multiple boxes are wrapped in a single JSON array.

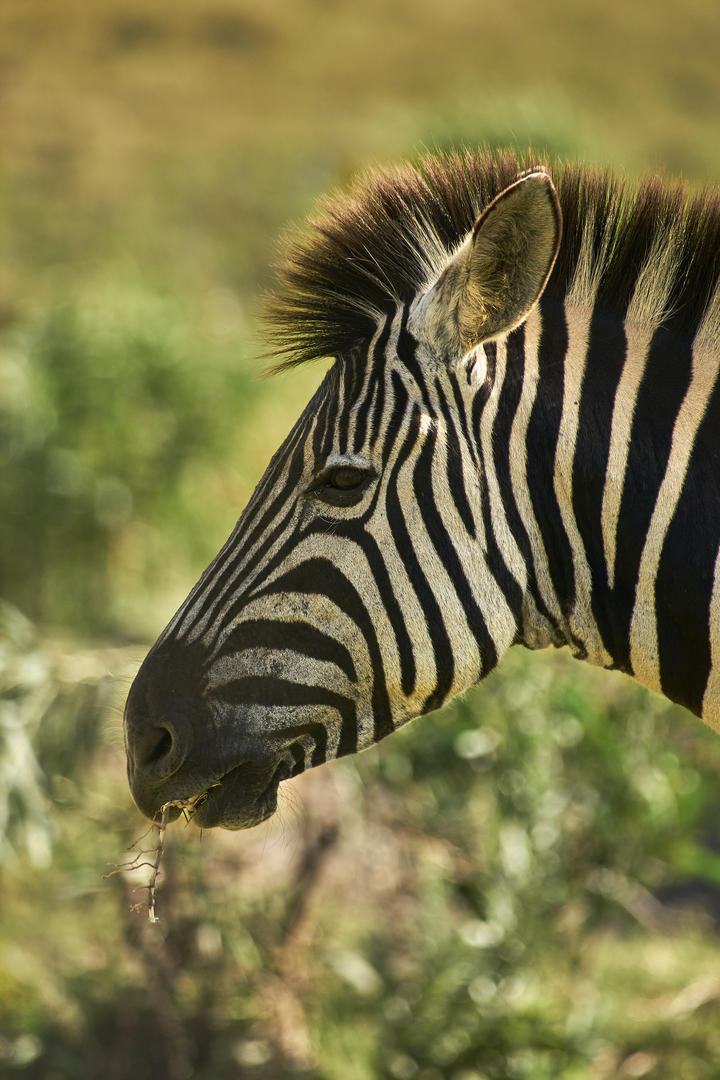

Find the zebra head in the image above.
[{"left": 124, "top": 169, "right": 561, "bottom": 830}]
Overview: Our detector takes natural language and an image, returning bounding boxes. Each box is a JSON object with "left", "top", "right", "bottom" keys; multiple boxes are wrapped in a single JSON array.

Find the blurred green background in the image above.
[{"left": 2, "top": 1, "right": 720, "bottom": 1077}]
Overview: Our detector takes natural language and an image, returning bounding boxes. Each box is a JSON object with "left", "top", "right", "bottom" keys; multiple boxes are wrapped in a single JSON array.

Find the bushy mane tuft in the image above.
[{"left": 263, "top": 148, "right": 720, "bottom": 371}]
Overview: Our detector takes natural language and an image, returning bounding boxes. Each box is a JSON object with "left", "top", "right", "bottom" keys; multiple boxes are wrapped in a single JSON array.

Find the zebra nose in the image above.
[{"left": 124, "top": 638, "right": 209, "bottom": 814}]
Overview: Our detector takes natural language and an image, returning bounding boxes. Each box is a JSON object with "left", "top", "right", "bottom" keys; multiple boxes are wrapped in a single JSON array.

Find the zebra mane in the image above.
[{"left": 264, "top": 148, "right": 720, "bottom": 370}]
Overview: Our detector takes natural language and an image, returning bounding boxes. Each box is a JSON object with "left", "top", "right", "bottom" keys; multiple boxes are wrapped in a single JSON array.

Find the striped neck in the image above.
[{"left": 499, "top": 297, "right": 720, "bottom": 725}]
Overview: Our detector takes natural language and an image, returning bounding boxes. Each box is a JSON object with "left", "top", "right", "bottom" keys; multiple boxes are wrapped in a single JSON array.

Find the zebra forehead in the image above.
[{"left": 263, "top": 148, "right": 720, "bottom": 372}]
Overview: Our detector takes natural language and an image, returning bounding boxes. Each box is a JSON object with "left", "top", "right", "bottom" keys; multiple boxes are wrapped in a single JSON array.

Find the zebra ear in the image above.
[{"left": 411, "top": 171, "right": 562, "bottom": 357}]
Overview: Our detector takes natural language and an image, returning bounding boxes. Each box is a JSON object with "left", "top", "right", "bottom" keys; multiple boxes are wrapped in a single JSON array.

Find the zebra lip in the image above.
[{"left": 189, "top": 759, "right": 289, "bottom": 830}]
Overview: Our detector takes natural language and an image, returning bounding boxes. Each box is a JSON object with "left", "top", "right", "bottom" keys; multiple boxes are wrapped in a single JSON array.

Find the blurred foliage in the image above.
[
  {"left": 0, "top": 283, "right": 261, "bottom": 634},
  {"left": 0, "top": 603, "right": 53, "bottom": 865},
  {"left": 2, "top": 644, "right": 720, "bottom": 1078},
  {"left": 2, "top": 0, "right": 720, "bottom": 1077},
  {"left": 0, "top": 601, "right": 119, "bottom": 863}
]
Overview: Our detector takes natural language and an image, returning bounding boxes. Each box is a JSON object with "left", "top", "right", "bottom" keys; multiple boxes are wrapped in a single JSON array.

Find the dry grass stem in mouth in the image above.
[
  {"left": 107, "top": 795, "right": 205, "bottom": 922},
  {"left": 146, "top": 803, "right": 171, "bottom": 924}
]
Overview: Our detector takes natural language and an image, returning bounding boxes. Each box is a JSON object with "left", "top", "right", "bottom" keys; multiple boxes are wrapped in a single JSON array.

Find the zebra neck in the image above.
[
  {"left": 481, "top": 303, "right": 584, "bottom": 659},
  {"left": 494, "top": 297, "right": 720, "bottom": 724}
]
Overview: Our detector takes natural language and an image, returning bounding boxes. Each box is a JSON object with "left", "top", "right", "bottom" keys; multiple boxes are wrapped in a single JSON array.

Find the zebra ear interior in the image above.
[{"left": 412, "top": 171, "right": 562, "bottom": 357}]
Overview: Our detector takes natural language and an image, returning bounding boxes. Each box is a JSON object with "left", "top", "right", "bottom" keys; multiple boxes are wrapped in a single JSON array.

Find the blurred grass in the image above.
[
  {"left": 3, "top": 0, "right": 720, "bottom": 305},
  {"left": 2, "top": 0, "right": 720, "bottom": 1076}
]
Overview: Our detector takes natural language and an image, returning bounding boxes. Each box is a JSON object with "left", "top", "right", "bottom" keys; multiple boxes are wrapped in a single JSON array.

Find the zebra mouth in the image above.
[{"left": 186, "top": 758, "right": 290, "bottom": 830}]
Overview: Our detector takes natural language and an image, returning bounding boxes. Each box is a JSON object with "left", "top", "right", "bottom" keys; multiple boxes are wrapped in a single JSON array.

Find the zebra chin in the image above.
[{"left": 184, "top": 757, "right": 292, "bottom": 831}]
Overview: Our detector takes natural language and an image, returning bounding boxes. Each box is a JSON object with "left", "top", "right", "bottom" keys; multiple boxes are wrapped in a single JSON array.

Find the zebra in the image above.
[{"left": 124, "top": 149, "right": 720, "bottom": 831}]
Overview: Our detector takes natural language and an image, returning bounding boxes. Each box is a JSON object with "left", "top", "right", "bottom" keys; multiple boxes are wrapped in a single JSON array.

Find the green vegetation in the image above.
[
  {"left": 2, "top": 0, "right": 720, "bottom": 1076},
  {"left": 3, "top": 638, "right": 720, "bottom": 1079}
]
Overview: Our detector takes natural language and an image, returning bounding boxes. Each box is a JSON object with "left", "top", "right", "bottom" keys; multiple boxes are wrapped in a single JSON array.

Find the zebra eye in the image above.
[
  {"left": 328, "top": 467, "right": 366, "bottom": 490},
  {"left": 307, "top": 464, "right": 375, "bottom": 506}
]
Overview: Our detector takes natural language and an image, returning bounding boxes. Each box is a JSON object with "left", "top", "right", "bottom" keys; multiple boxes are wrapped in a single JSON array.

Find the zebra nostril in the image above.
[
  {"left": 141, "top": 726, "right": 173, "bottom": 766},
  {"left": 134, "top": 723, "right": 186, "bottom": 778}
]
